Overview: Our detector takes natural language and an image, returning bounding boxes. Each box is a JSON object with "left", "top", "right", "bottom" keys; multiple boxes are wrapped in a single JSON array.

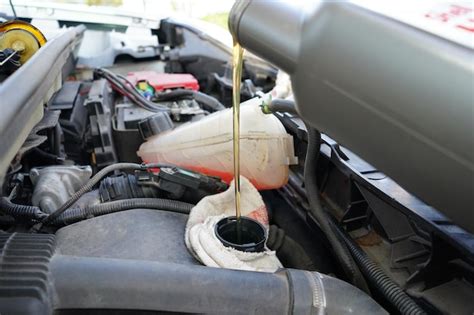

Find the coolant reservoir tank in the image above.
[{"left": 137, "top": 97, "right": 297, "bottom": 190}]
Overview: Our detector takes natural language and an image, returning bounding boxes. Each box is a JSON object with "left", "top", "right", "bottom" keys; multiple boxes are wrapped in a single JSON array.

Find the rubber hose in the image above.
[
  {"left": 332, "top": 220, "right": 426, "bottom": 315},
  {"left": 51, "top": 198, "right": 193, "bottom": 226},
  {"left": 40, "top": 163, "right": 174, "bottom": 226},
  {"left": 268, "top": 99, "right": 298, "bottom": 114},
  {"left": 0, "top": 197, "right": 47, "bottom": 221},
  {"left": 192, "top": 91, "right": 226, "bottom": 111},
  {"left": 304, "top": 124, "right": 369, "bottom": 292},
  {"left": 155, "top": 89, "right": 195, "bottom": 101},
  {"left": 29, "top": 148, "right": 62, "bottom": 164},
  {"left": 267, "top": 225, "right": 317, "bottom": 271},
  {"left": 155, "top": 89, "right": 225, "bottom": 112},
  {"left": 54, "top": 124, "right": 62, "bottom": 156}
]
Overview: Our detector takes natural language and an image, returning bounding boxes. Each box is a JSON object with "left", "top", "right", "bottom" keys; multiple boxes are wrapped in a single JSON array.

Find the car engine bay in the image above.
[{"left": 0, "top": 1, "right": 473, "bottom": 314}]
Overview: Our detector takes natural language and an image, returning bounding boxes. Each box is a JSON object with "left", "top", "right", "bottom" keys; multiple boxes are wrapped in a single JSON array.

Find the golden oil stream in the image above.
[{"left": 232, "top": 42, "right": 244, "bottom": 222}]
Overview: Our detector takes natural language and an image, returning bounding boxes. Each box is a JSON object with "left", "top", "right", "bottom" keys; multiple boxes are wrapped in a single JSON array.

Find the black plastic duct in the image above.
[
  {"left": 0, "top": 233, "right": 386, "bottom": 314},
  {"left": 50, "top": 254, "right": 386, "bottom": 314}
]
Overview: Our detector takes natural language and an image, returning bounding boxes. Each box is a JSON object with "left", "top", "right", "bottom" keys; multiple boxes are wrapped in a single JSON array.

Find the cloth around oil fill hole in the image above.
[{"left": 185, "top": 176, "right": 282, "bottom": 272}]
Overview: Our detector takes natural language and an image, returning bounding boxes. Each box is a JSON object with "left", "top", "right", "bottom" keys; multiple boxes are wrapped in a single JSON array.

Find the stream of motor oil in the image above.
[{"left": 232, "top": 42, "right": 244, "bottom": 240}]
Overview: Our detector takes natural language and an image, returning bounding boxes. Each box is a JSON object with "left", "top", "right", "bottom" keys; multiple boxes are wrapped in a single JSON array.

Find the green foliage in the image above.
[
  {"left": 201, "top": 12, "right": 229, "bottom": 30},
  {"left": 86, "top": 0, "right": 122, "bottom": 6}
]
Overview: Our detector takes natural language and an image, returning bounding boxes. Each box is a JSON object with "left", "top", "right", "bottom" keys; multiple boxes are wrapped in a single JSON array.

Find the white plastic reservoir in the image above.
[{"left": 137, "top": 97, "right": 297, "bottom": 190}]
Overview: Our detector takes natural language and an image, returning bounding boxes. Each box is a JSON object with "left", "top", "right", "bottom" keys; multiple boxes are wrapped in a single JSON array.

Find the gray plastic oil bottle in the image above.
[{"left": 229, "top": 1, "right": 474, "bottom": 233}]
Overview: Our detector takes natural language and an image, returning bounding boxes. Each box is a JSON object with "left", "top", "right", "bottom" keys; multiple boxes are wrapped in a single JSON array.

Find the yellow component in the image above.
[
  {"left": 137, "top": 81, "right": 148, "bottom": 90},
  {"left": 0, "top": 20, "right": 47, "bottom": 65}
]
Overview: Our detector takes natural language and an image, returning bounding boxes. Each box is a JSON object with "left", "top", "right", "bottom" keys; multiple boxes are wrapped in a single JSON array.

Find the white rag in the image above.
[{"left": 185, "top": 176, "right": 282, "bottom": 272}]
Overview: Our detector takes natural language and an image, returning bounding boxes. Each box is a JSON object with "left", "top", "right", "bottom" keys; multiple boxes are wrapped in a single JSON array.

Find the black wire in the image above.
[
  {"left": 51, "top": 198, "right": 194, "bottom": 226},
  {"left": 9, "top": 0, "right": 16, "bottom": 19},
  {"left": 37, "top": 162, "right": 175, "bottom": 229},
  {"left": 304, "top": 124, "right": 369, "bottom": 292},
  {"left": 94, "top": 68, "right": 170, "bottom": 113},
  {"left": 98, "top": 69, "right": 155, "bottom": 110},
  {"left": 331, "top": 218, "right": 427, "bottom": 315}
]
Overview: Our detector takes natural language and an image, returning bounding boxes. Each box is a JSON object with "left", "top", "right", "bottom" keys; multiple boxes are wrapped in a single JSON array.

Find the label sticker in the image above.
[{"left": 353, "top": 1, "right": 474, "bottom": 49}]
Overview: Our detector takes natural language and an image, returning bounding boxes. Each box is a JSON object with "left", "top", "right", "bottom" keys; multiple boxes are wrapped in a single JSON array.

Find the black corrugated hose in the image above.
[
  {"left": 36, "top": 163, "right": 176, "bottom": 229},
  {"left": 260, "top": 99, "right": 427, "bottom": 314},
  {"left": 0, "top": 197, "right": 47, "bottom": 221},
  {"left": 1, "top": 197, "right": 193, "bottom": 228},
  {"left": 262, "top": 100, "right": 368, "bottom": 289},
  {"left": 332, "top": 218, "right": 427, "bottom": 315},
  {"left": 51, "top": 198, "right": 193, "bottom": 226},
  {"left": 304, "top": 124, "right": 369, "bottom": 292}
]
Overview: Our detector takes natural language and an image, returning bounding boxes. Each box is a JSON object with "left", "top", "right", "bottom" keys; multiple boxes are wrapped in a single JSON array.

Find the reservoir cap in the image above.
[{"left": 138, "top": 112, "right": 174, "bottom": 140}]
